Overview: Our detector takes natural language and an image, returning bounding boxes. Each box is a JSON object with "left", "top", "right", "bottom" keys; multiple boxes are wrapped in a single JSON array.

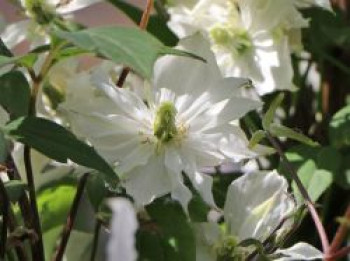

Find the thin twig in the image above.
[
  {"left": 7, "top": 209, "right": 29, "bottom": 261},
  {"left": 116, "top": 0, "right": 154, "bottom": 88},
  {"left": 90, "top": 220, "right": 101, "bottom": 261},
  {"left": 6, "top": 155, "right": 34, "bottom": 260},
  {"left": 266, "top": 132, "right": 330, "bottom": 253},
  {"left": 24, "top": 146, "right": 45, "bottom": 261},
  {"left": 326, "top": 204, "right": 350, "bottom": 260},
  {"left": 52, "top": 173, "right": 90, "bottom": 261},
  {"left": 326, "top": 245, "right": 350, "bottom": 260},
  {"left": 0, "top": 178, "right": 9, "bottom": 258}
]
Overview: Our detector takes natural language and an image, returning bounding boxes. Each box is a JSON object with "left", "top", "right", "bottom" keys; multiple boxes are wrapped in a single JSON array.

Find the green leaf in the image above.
[
  {"left": 329, "top": 105, "right": 350, "bottom": 148},
  {"left": 146, "top": 198, "right": 195, "bottom": 261},
  {"left": 55, "top": 27, "right": 193, "bottom": 79},
  {"left": 0, "top": 53, "right": 39, "bottom": 70},
  {"left": 262, "top": 93, "right": 285, "bottom": 130},
  {"left": 0, "top": 132, "right": 8, "bottom": 164},
  {"left": 4, "top": 180, "right": 27, "bottom": 203},
  {"left": 0, "top": 71, "right": 30, "bottom": 119},
  {"left": 269, "top": 123, "right": 318, "bottom": 147},
  {"left": 86, "top": 173, "right": 108, "bottom": 211},
  {"left": 188, "top": 194, "right": 211, "bottom": 222},
  {"left": 108, "top": 0, "right": 178, "bottom": 46},
  {"left": 291, "top": 160, "right": 332, "bottom": 204},
  {"left": 38, "top": 185, "right": 76, "bottom": 231},
  {"left": 3, "top": 117, "right": 117, "bottom": 181},
  {"left": 248, "top": 130, "right": 266, "bottom": 149},
  {"left": 283, "top": 145, "right": 338, "bottom": 203}
]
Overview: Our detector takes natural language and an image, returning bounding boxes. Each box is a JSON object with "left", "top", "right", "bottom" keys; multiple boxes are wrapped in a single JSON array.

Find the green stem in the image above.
[{"left": 23, "top": 145, "right": 45, "bottom": 261}]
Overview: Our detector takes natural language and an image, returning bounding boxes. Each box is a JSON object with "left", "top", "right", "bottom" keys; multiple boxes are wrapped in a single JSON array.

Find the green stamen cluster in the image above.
[
  {"left": 24, "top": 0, "right": 56, "bottom": 25},
  {"left": 154, "top": 102, "right": 178, "bottom": 143},
  {"left": 214, "top": 236, "right": 249, "bottom": 261},
  {"left": 210, "top": 26, "right": 252, "bottom": 56}
]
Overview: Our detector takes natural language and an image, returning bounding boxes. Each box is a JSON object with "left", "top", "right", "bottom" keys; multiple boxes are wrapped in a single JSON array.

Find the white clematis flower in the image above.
[
  {"left": 1, "top": 0, "right": 101, "bottom": 48},
  {"left": 60, "top": 34, "right": 261, "bottom": 209},
  {"left": 167, "top": 0, "right": 331, "bottom": 95},
  {"left": 195, "top": 170, "right": 323, "bottom": 261},
  {"left": 107, "top": 198, "right": 138, "bottom": 261}
]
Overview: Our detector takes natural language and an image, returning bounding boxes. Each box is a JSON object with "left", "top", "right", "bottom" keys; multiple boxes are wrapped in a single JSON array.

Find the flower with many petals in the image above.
[
  {"left": 167, "top": 0, "right": 331, "bottom": 95},
  {"left": 195, "top": 170, "right": 323, "bottom": 261},
  {"left": 60, "top": 34, "right": 261, "bottom": 209}
]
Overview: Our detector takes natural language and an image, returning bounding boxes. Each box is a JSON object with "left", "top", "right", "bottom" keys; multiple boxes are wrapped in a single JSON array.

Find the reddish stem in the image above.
[
  {"left": 326, "top": 204, "right": 350, "bottom": 261},
  {"left": 116, "top": 0, "right": 154, "bottom": 88},
  {"left": 51, "top": 173, "right": 89, "bottom": 261},
  {"left": 266, "top": 133, "right": 330, "bottom": 254}
]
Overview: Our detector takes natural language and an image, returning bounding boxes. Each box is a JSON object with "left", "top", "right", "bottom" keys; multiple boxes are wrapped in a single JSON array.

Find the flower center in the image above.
[
  {"left": 153, "top": 101, "right": 178, "bottom": 143},
  {"left": 209, "top": 25, "right": 252, "bottom": 56},
  {"left": 24, "top": 0, "right": 56, "bottom": 25},
  {"left": 214, "top": 236, "right": 249, "bottom": 261}
]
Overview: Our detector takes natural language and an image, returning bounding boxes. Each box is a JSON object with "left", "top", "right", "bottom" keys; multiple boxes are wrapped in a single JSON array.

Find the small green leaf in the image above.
[
  {"left": 329, "top": 105, "right": 350, "bottom": 148},
  {"left": 262, "top": 93, "right": 285, "bottom": 130},
  {"left": 146, "top": 198, "right": 195, "bottom": 261},
  {"left": 0, "top": 71, "right": 30, "bottom": 119},
  {"left": 0, "top": 53, "right": 39, "bottom": 70},
  {"left": 4, "top": 180, "right": 27, "bottom": 203},
  {"left": 269, "top": 123, "right": 318, "bottom": 147},
  {"left": 282, "top": 145, "right": 338, "bottom": 202},
  {"left": 291, "top": 161, "right": 332, "bottom": 203},
  {"left": 188, "top": 194, "right": 211, "bottom": 222},
  {"left": 248, "top": 130, "right": 266, "bottom": 149},
  {"left": 38, "top": 185, "right": 76, "bottom": 231},
  {"left": 3, "top": 117, "right": 117, "bottom": 182},
  {"left": 86, "top": 173, "right": 108, "bottom": 211},
  {"left": 55, "top": 27, "right": 200, "bottom": 79}
]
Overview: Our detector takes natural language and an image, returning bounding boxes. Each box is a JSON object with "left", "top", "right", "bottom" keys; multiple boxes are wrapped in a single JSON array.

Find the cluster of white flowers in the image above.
[
  {"left": 166, "top": 0, "right": 331, "bottom": 95},
  {"left": 0, "top": 0, "right": 332, "bottom": 260}
]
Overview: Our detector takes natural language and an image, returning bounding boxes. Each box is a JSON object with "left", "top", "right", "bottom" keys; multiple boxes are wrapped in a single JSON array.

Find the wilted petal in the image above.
[{"left": 107, "top": 198, "right": 138, "bottom": 261}]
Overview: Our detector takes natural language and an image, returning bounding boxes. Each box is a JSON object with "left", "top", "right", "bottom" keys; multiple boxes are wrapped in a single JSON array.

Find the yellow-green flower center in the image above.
[
  {"left": 24, "top": 0, "right": 56, "bottom": 25},
  {"left": 210, "top": 25, "right": 252, "bottom": 56},
  {"left": 153, "top": 102, "right": 178, "bottom": 143},
  {"left": 214, "top": 236, "right": 250, "bottom": 261}
]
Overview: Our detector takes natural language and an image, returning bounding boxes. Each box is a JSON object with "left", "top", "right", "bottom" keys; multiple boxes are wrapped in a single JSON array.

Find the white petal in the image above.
[
  {"left": 154, "top": 33, "right": 221, "bottom": 98},
  {"left": 187, "top": 171, "right": 216, "bottom": 207},
  {"left": 194, "top": 223, "right": 221, "bottom": 261},
  {"left": 57, "top": 0, "right": 102, "bottom": 14},
  {"left": 274, "top": 242, "right": 323, "bottom": 261},
  {"left": 123, "top": 156, "right": 173, "bottom": 207},
  {"left": 1, "top": 20, "right": 31, "bottom": 48},
  {"left": 224, "top": 170, "right": 295, "bottom": 241},
  {"left": 107, "top": 198, "right": 138, "bottom": 261}
]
